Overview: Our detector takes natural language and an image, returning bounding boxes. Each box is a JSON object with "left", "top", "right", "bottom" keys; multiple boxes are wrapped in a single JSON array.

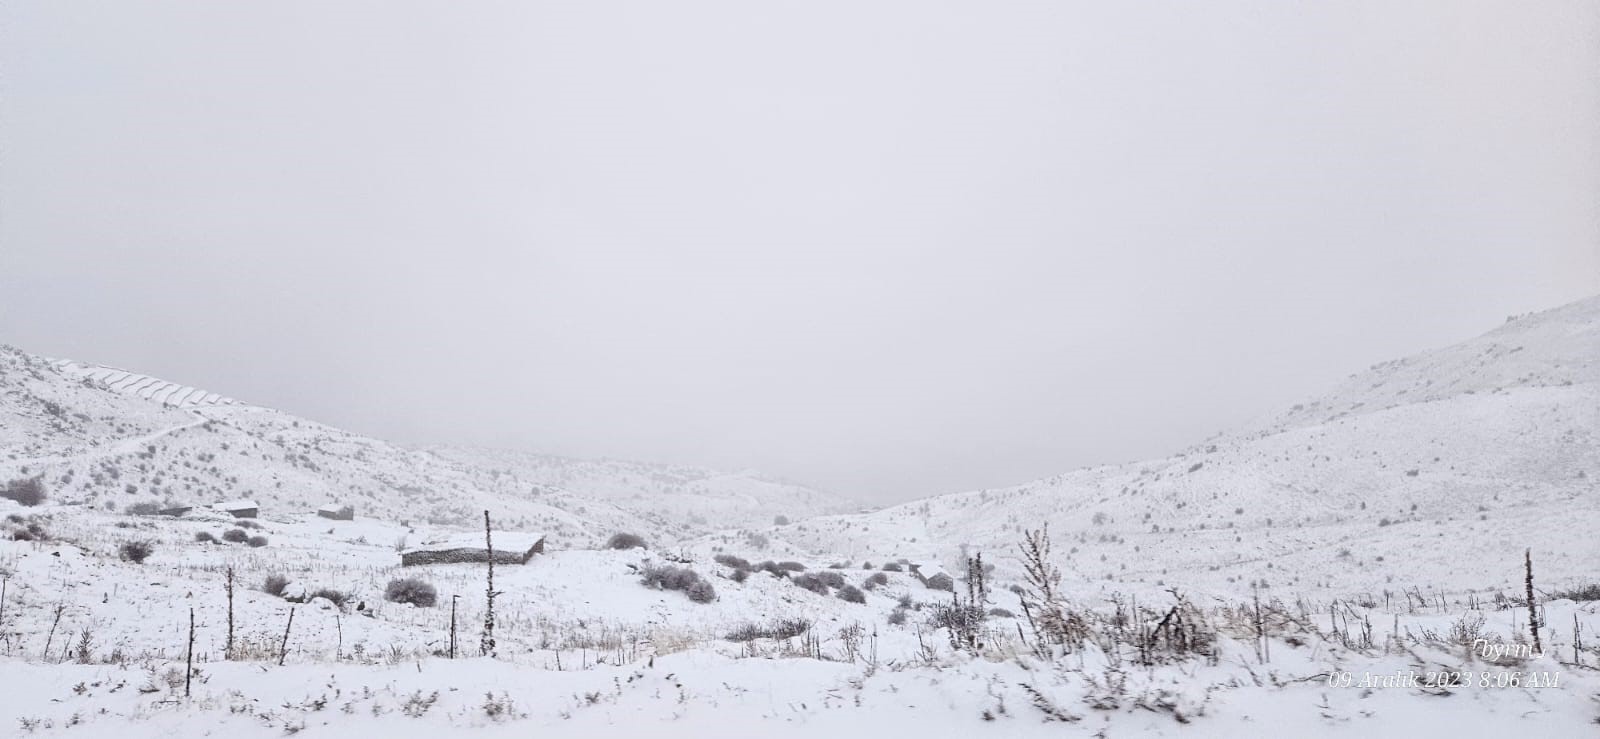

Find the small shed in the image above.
[
  {"left": 317, "top": 504, "right": 355, "bottom": 521},
  {"left": 401, "top": 532, "right": 546, "bottom": 567},
  {"left": 214, "top": 499, "right": 259, "bottom": 518},
  {"left": 909, "top": 561, "right": 955, "bottom": 592}
]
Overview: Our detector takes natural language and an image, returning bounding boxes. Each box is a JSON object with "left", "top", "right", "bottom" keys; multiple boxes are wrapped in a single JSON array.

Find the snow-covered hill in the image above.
[
  {"left": 0, "top": 346, "right": 843, "bottom": 547},
  {"left": 759, "top": 295, "right": 1600, "bottom": 600},
  {"left": 425, "top": 447, "right": 854, "bottom": 534}
]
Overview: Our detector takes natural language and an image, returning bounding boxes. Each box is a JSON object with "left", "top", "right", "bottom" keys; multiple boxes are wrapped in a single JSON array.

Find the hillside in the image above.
[
  {"left": 0, "top": 347, "right": 840, "bottom": 547},
  {"left": 758, "top": 296, "right": 1600, "bottom": 601}
]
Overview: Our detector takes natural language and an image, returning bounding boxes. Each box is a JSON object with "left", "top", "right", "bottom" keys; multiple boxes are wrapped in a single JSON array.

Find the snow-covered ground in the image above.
[{"left": 1, "top": 295, "right": 1596, "bottom": 735}]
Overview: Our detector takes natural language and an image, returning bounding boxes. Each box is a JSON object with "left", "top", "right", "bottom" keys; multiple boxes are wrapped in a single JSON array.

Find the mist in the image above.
[{"left": 2, "top": 1, "right": 1596, "bottom": 503}]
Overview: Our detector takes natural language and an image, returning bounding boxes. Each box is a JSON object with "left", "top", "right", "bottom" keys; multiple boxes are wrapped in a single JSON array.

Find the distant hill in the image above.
[
  {"left": 0, "top": 346, "right": 843, "bottom": 546},
  {"left": 758, "top": 295, "right": 1600, "bottom": 598}
]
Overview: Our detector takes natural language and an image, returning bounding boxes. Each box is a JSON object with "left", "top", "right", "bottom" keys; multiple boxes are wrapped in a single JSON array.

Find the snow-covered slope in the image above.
[
  {"left": 0, "top": 346, "right": 839, "bottom": 547},
  {"left": 762, "top": 296, "right": 1600, "bottom": 599},
  {"left": 425, "top": 447, "right": 854, "bottom": 534}
]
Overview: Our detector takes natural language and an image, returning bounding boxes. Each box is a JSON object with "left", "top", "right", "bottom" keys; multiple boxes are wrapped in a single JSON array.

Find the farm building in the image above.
[
  {"left": 909, "top": 561, "right": 955, "bottom": 591},
  {"left": 213, "top": 499, "right": 259, "bottom": 518},
  {"left": 317, "top": 504, "right": 355, "bottom": 521},
  {"left": 401, "top": 532, "right": 546, "bottom": 567}
]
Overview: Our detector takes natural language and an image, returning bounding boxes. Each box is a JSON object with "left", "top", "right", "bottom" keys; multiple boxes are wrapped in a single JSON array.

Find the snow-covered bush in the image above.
[
  {"left": 118, "top": 540, "right": 155, "bottom": 563},
  {"left": 639, "top": 565, "right": 714, "bottom": 604},
  {"left": 791, "top": 573, "right": 830, "bottom": 595},
  {"left": 262, "top": 574, "right": 289, "bottom": 596},
  {"left": 607, "top": 532, "right": 647, "bottom": 550},
  {"left": 887, "top": 608, "right": 908, "bottom": 626},
  {"left": 247, "top": 535, "right": 269, "bottom": 547},
  {"left": 713, "top": 553, "right": 750, "bottom": 569},
  {"left": 385, "top": 577, "right": 438, "bottom": 607},
  {"left": 1, "top": 477, "right": 45, "bottom": 507},
  {"left": 686, "top": 580, "right": 717, "bottom": 603},
  {"left": 776, "top": 561, "right": 806, "bottom": 572},
  {"left": 882, "top": 562, "right": 903, "bottom": 572},
  {"left": 863, "top": 572, "right": 889, "bottom": 589},
  {"left": 725, "top": 618, "right": 811, "bottom": 642},
  {"left": 837, "top": 584, "right": 865, "bottom": 603},
  {"left": 124, "top": 501, "right": 161, "bottom": 516},
  {"left": 309, "top": 588, "right": 351, "bottom": 609},
  {"left": 194, "top": 531, "right": 217, "bottom": 544},
  {"left": 221, "top": 528, "right": 249, "bottom": 544}
]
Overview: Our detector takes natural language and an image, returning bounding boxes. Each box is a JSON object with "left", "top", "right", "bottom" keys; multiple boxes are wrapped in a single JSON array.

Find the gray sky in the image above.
[{"left": 2, "top": 2, "right": 1597, "bottom": 503}]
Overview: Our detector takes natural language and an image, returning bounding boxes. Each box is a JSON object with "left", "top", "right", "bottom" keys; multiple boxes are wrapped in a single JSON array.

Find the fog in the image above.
[{"left": 2, "top": 2, "right": 1596, "bottom": 502}]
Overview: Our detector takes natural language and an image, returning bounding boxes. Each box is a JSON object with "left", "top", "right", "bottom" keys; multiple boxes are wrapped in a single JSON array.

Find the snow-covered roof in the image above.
[
  {"left": 910, "top": 561, "right": 952, "bottom": 580},
  {"left": 317, "top": 504, "right": 344, "bottom": 513},
  {"left": 402, "top": 532, "right": 546, "bottom": 555},
  {"left": 213, "top": 499, "right": 258, "bottom": 511}
]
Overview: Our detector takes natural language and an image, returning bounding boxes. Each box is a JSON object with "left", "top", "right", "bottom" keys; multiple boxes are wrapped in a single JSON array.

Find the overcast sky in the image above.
[{"left": 2, "top": 2, "right": 1597, "bottom": 503}]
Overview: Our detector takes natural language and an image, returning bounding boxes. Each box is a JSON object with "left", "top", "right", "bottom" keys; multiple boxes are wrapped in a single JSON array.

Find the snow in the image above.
[{"left": 0, "top": 294, "right": 1597, "bottom": 735}]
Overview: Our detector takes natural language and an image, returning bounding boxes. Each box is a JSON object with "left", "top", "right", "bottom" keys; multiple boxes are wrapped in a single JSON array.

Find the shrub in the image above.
[
  {"left": 726, "top": 618, "right": 811, "bottom": 642},
  {"left": 607, "top": 532, "right": 647, "bottom": 550},
  {"left": 221, "top": 528, "right": 249, "bottom": 543},
  {"left": 311, "top": 588, "right": 351, "bottom": 609},
  {"left": 887, "top": 609, "right": 908, "bottom": 626},
  {"left": 837, "top": 584, "right": 865, "bottom": 603},
  {"left": 385, "top": 577, "right": 438, "bottom": 607},
  {"left": 1, "top": 478, "right": 45, "bottom": 507},
  {"left": 713, "top": 554, "right": 751, "bottom": 570},
  {"left": 1555, "top": 584, "right": 1600, "bottom": 602},
  {"left": 862, "top": 572, "right": 889, "bottom": 590},
  {"left": 756, "top": 561, "right": 789, "bottom": 578},
  {"left": 987, "top": 607, "right": 1016, "bottom": 618},
  {"left": 791, "top": 573, "right": 830, "bottom": 595},
  {"left": 118, "top": 540, "right": 154, "bottom": 564},
  {"left": 746, "top": 532, "right": 770, "bottom": 550},
  {"left": 776, "top": 561, "right": 806, "bottom": 572},
  {"left": 125, "top": 501, "right": 162, "bottom": 516},
  {"left": 247, "top": 535, "right": 269, "bottom": 547},
  {"left": 686, "top": 580, "right": 717, "bottom": 603},
  {"left": 773, "top": 515, "right": 790, "bottom": 526},
  {"left": 639, "top": 565, "right": 714, "bottom": 604},
  {"left": 729, "top": 568, "right": 750, "bottom": 583},
  {"left": 816, "top": 571, "right": 846, "bottom": 589},
  {"left": 640, "top": 565, "right": 701, "bottom": 591},
  {"left": 235, "top": 520, "right": 262, "bottom": 530},
  {"left": 262, "top": 574, "right": 289, "bottom": 596},
  {"left": 882, "top": 562, "right": 903, "bottom": 572},
  {"left": 195, "top": 531, "right": 217, "bottom": 544}
]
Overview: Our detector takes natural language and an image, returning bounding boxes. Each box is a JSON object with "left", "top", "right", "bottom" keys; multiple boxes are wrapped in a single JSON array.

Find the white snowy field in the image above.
[{"left": 0, "top": 295, "right": 1596, "bottom": 735}]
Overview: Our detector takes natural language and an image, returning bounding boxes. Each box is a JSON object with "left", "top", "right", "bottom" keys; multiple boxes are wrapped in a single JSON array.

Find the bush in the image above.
[
  {"left": 776, "top": 561, "right": 806, "bottom": 572},
  {"left": 988, "top": 607, "right": 1016, "bottom": 618},
  {"left": 756, "top": 561, "right": 789, "bottom": 578},
  {"left": 773, "top": 515, "right": 790, "bottom": 526},
  {"left": 311, "top": 588, "right": 351, "bottom": 609},
  {"left": 726, "top": 618, "right": 811, "bottom": 642},
  {"left": 235, "top": 520, "right": 262, "bottom": 530},
  {"left": 686, "top": 580, "right": 717, "bottom": 603},
  {"left": 729, "top": 568, "right": 750, "bottom": 583},
  {"left": 837, "top": 584, "right": 865, "bottom": 604},
  {"left": 247, "top": 535, "right": 269, "bottom": 548},
  {"left": 262, "top": 574, "right": 289, "bottom": 596},
  {"left": 118, "top": 540, "right": 155, "bottom": 563},
  {"left": 1, "top": 478, "right": 45, "bottom": 507},
  {"left": 221, "top": 528, "right": 249, "bottom": 544},
  {"left": 887, "top": 609, "right": 908, "bottom": 626},
  {"left": 125, "top": 501, "right": 162, "bottom": 516},
  {"left": 639, "top": 565, "right": 714, "bottom": 604},
  {"left": 882, "top": 562, "right": 903, "bottom": 572},
  {"left": 195, "top": 531, "right": 217, "bottom": 544},
  {"left": 746, "top": 532, "right": 770, "bottom": 550},
  {"left": 862, "top": 572, "right": 889, "bottom": 590},
  {"left": 816, "top": 571, "right": 846, "bottom": 589},
  {"left": 385, "top": 577, "right": 438, "bottom": 607},
  {"left": 713, "top": 553, "right": 751, "bottom": 570},
  {"left": 1555, "top": 584, "right": 1600, "bottom": 602},
  {"left": 791, "top": 573, "right": 830, "bottom": 595},
  {"left": 607, "top": 532, "right": 647, "bottom": 550}
]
